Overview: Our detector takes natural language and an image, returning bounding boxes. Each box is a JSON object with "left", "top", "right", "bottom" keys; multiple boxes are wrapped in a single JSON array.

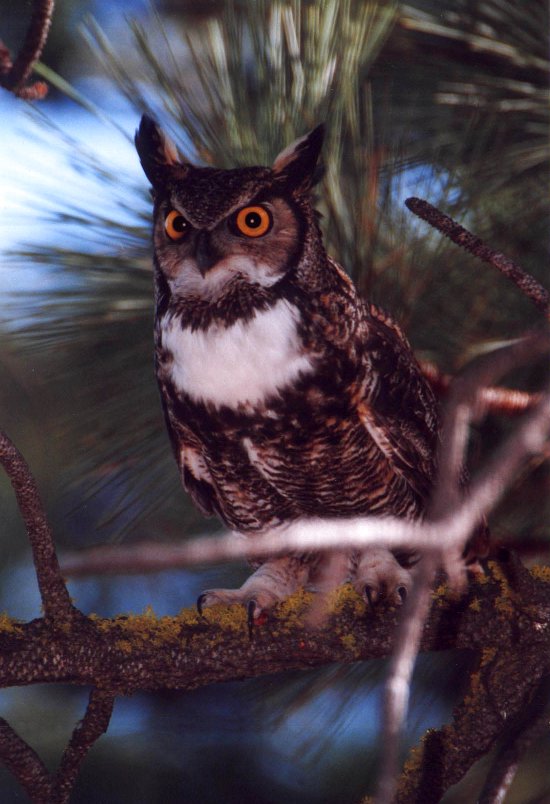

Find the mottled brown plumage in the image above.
[{"left": 135, "top": 116, "right": 472, "bottom": 622}]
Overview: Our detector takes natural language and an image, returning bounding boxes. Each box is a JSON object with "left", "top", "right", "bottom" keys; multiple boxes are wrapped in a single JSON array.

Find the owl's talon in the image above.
[
  {"left": 354, "top": 547, "right": 414, "bottom": 609},
  {"left": 247, "top": 600, "right": 258, "bottom": 638},
  {"left": 247, "top": 598, "right": 257, "bottom": 621},
  {"left": 364, "top": 585, "right": 377, "bottom": 612},
  {"left": 196, "top": 593, "right": 207, "bottom": 616}
]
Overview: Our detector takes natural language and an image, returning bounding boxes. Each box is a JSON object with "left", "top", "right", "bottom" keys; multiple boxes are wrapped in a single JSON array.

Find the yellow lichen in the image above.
[
  {"left": 433, "top": 583, "right": 448, "bottom": 599},
  {"left": 196, "top": 604, "right": 247, "bottom": 632},
  {"left": 494, "top": 596, "right": 514, "bottom": 616},
  {"left": 120, "top": 612, "right": 187, "bottom": 647},
  {"left": 177, "top": 607, "right": 202, "bottom": 627},
  {"left": 401, "top": 740, "right": 426, "bottom": 776},
  {"left": 397, "top": 727, "right": 452, "bottom": 798},
  {"left": 431, "top": 582, "right": 460, "bottom": 609},
  {"left": 485, "top": 560, "right": 522, "bottom": 618},
  {"left": 469, "top": 597, "right": 481, "bottom": 612},
  {"left": 330, "top": 583, "right": 366, "bottom": 617},
  {"left": 0, "top": 613, "right": 23, "bottom": 634},
  {"left": 462, "top": 670, "right": 482, "bottom": 709},
  {"left": 474, "top": 568, "right": 490, "bottom": 585},
  {"left": 339, "top": 633, "right": 359, "bottom": 653},
  {"left": 531, "top": 564, "right": 550, "bottom": 583},
  {"left": 115, "top": 639, "right": 133, "bottom": 654},
  {"left": 277, "top": 587, "right": 314, "bottom": 621},
  {"left": 488, "top": 560, "right": 513, "bottom": 593}
]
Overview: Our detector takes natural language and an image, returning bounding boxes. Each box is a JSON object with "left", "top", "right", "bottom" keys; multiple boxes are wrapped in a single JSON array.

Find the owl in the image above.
[{"left": 135, "top": 116, "right": 483, "bottom": 626}]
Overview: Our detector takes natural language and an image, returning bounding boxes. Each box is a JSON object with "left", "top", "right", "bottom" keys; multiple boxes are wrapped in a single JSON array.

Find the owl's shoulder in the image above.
[{"left": 309, "top": 257, "right": 439, "bottom": 497}]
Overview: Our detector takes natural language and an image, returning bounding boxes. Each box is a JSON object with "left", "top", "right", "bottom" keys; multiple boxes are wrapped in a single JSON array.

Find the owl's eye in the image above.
[
  {"left": 165, "top": 210, "right": 189, "bottom": 241},
  {"left": 234, "top": 205, "right": 272, "bottom": 238}
]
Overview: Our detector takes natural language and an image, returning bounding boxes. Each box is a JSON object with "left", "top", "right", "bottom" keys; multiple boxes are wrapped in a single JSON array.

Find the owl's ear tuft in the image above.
[
  {"left": 272, "top": 124, "right": 325, "bottom": 192},
  {"left": 135, "top": 115, "right": 187, "bottom": 187}
]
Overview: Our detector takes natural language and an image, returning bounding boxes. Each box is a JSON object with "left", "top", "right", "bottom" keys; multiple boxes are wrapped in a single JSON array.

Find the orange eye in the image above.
[
  {"left": 234, "top": 206, "right": 272, "bottom": 238},
  {"left": 165, "top": 210, "right": 189, "bottom": 241}
]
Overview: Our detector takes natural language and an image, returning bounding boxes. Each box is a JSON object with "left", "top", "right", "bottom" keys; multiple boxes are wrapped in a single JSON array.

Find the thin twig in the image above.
[
  {"left": 0, "top": 0, "right": 54, "bottom": 99},
  {"left": 405, "top": 197, "right": 549, "bottom": 316},
  {"left": 420, "top": 360, "right": 541, "bottom": 416},
  {"left": 433, "top": 332, "right": 550, "bottom": 527},
  {"left": 52, "top": 689, "right": 115, "bottom": 804},
  {"left": 0, "top": 430, "right": 75, "bottom": 625},
  {"left": 0, "top": 717, "right": 53, "bottom": 803},
  {"left": 371, "top": 332, "right": 550, "bottom": 803},
  {"left": 375, "top": 555, "right": 438, "bottom": 804}
]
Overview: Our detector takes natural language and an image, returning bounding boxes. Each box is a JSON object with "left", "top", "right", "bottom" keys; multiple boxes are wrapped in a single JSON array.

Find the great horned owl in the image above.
[{"left": 135, "top": 116, "right": 443, "bottom": 624}]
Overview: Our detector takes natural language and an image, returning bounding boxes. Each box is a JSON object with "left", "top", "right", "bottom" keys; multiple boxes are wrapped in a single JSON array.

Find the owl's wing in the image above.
[
  {"left": 356, "top": 301, "right": 439, "bottom": 505},
  {"left": 160, "top": 393, "right": 220, "bottom": 518},
  {"left": 315, "top": 258, "right": 439, "bottom": 508}
]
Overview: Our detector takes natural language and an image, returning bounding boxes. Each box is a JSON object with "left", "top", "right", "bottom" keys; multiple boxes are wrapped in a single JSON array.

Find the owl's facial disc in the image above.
[{"left": 156, "top": 196, "right": 301, "bottom": 300}]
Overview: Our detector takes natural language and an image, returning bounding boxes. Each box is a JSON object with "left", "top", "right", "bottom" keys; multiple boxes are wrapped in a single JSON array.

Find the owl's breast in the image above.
[{"left": 159, "top": 299, "right": 315, "bottom": 409}]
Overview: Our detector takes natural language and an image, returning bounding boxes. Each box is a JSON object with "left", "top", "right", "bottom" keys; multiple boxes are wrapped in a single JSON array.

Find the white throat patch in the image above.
[{"left": 161, "top": 300, "right": 314, "bottom": 408}]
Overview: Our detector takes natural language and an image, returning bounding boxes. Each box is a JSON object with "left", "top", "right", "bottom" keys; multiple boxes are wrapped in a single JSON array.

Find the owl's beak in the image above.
[{"left": 194, "top": 231, "right": 219, "bottom": 277}]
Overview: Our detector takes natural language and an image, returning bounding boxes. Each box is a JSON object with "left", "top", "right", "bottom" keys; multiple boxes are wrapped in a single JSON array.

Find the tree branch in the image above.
[
  {"left": 405, "top": 197, "right": 549, "bottom": 316},
  {"left": 0, "top": 0, "right": 53, "bottom": 100},
  {"left": 52, "top": 688, "right": 115, "bottom": 804},
  {"left": 0, "top": 562, "right": 546, "bottom": 692},
  {"left": 0, "top": 561, "right": 548, "bottom": 802},
  {"left": 0, "top": 717, "right": 52, "bottom": 803},
  {"left": 0, "top": 431, "right": 75, "bottom": 625}
]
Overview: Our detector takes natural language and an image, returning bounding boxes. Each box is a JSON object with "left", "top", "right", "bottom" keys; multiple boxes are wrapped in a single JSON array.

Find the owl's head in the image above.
[{"left": 135, "top": 116, "right": 325, "bottom": 300}]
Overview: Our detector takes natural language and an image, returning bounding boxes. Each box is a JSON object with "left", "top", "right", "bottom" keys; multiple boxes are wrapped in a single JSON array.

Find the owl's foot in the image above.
[
  {"left": 304, "top": 551, "right": 353, "bottom": 625},
  {"left": 197, "top": 556, "right": 309, "bottom": 630},
  {"left": 352, "top": 547, "right": 413, "bottom": 610}
]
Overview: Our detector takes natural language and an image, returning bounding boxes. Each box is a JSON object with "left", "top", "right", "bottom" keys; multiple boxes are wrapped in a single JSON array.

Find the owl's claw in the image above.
[
  {"left": 362, "top": 579, "right": 408, "bottom": 610},
  {"left": 354, "top": 547, "right": 413, "bottom": 609},
  {"left": 364, "top": 585, "right": 377, "bottom": 612},
  {"left": 197, "top": 589, "right": 264, "bottom": 637},
  {"left": 247, "top": 599, "right": 258, "bottom": 638},
  {"left": 196, "top": 593, "right": 206, "bottom": 616}
]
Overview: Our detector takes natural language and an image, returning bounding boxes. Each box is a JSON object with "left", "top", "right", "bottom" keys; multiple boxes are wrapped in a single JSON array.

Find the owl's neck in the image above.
[
  {"left": 155, "top": 263, "right": 331, "bottom": 335},
  {"left": 159, "top": 272, "right": 283, "bottom": 330}
]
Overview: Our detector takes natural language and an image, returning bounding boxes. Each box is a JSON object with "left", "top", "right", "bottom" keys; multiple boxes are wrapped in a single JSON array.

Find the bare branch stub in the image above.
[
  {"left": 52, "top": 688, "right": 115, "bottom": 803},
  {"left": 0, "top": 688, "right": 114, "bottom": 803},
  {"left": 0, "top": 430, "right": 75, "bottom": 625},
  {"left": 405, "top": 197, "right": 549, "bottom": 316},
  {"left": 419, "top": 360, "right": 542, "bottom": 417},
  {"left": 0, "top": 0, "right": 54, "bottom": 99},
  {"left": 0, "top": 717, "right": 53, "bottom": 803}
]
